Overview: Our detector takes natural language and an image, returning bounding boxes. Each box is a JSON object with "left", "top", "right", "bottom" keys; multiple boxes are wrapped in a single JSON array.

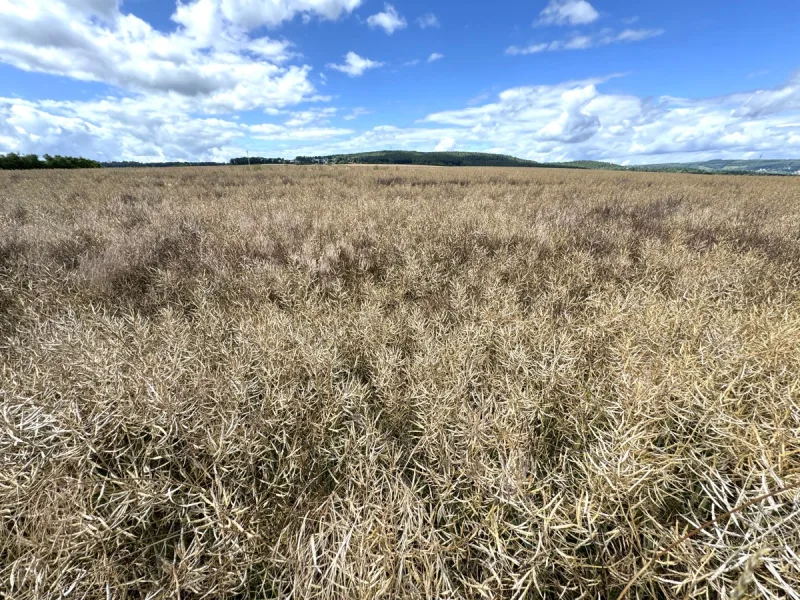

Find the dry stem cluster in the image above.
[{"left": 1, "top": 166, "right": 799, "bottom": 598}]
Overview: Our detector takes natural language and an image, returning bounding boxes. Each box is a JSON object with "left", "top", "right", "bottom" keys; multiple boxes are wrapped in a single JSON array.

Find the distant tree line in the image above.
[
  {"left": 294, "top": 156, "right": 329, "bottom": 165},
  {"left": 0, "top": 153, "right": 102, "bottom": 169},
  {"left": 230, "top": 157, "right": 292, "bottom": 165},
  {"left": 5, "top": 151, "right": 789, "bottom": 175}
]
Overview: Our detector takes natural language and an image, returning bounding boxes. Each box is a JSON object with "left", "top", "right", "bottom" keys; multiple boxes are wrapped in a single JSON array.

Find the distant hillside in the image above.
[
  {"left": 293, "top": 153, "right": 799, "bottom": 175},
  {"left": 636, "top": 159, "right": 800, "bottom": 175},
  {"left": 294, "top": 150, "right": 559, "bottom": 168},
  {"left": 549, "top": 160, "right": 628, "bottom": 170},
  {"left": 93, "top": 152, "right": 799, "bottom": 175}
]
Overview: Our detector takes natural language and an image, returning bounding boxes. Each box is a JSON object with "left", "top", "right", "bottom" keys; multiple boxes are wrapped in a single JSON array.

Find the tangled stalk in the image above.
[{"left": 2, "top": 166, "right": 799, "bottom": 598}]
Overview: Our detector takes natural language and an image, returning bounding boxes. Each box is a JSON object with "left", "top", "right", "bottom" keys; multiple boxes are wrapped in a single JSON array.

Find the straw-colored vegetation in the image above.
[{"left": 2, "top": 166, "right": 799, "bottom": 599}]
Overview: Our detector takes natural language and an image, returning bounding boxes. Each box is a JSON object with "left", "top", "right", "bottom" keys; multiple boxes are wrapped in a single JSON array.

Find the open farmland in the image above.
[{"left": 1, "top": 166, "right": 799, "bottom": 598}]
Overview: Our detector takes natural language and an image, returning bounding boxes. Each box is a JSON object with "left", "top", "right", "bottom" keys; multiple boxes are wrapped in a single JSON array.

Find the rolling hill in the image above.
[
  {"left": 290, "top": 152, "right": 800, "bottom": 175},
  {"left": 635, "top": 159, "right": 800, "bottom": 175},
  {"left": 296, "top": 150, "right": 550, "bottom": 167},
  {"left": 91, "top": 152, "right": 800, "bottom": 176}
]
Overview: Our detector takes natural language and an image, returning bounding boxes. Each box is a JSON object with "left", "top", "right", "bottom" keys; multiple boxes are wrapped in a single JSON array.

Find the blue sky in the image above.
[{"left": 1, "top": 0, "right": 799, "bottom": 163}]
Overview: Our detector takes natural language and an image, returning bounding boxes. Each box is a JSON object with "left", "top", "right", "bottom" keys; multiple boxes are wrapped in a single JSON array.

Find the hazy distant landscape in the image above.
[
  {"left": 118, "top": 152, "right": 800, "bottom": 174},
  {"left": 5, "top": 149, "right": 799, "bottom": 175},
  {"left": 289, "top": 152, "right": 800, "bottom": 174}
]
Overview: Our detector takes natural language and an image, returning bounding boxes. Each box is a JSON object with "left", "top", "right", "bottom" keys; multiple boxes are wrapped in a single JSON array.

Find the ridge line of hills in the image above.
[
  {"left": 127, "top": 151, "right": 800, "bottom": 175},
  {"left": 3, "top": 150, "right": 797, "bottom": 175},
  {"left": 286, "top": 151, "right": 800, "bottom": 175}
]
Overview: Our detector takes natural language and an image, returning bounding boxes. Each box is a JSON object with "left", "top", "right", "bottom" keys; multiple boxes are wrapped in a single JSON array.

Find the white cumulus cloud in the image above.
[
  {"left": 273, "top": 74, "right": 800, "bottom": 164},
  {"left": 427, "top": 53, "right": 444, "bottom": 63},
  {"left": 0, "top": 94, "right": 354, "bottom": 162},
  {"left": 434, "top": 137, "right": 455, "bottom": 151},
  {"left": 0, "top": 0, "right": 334, "bottom": 113},
  {"left": 249, "top": 123, "right": 353, "bottom": 141},
  {"left": 366, "top": 4, "right": 407, "bottom": 34},
  {"left": 181, "top": 0, "right": 363, "bottom": 30},
  {"left": 327, "top": 52, "right": 384, "bottom": 77},
  {"left": 537, "top": 0, "right": 599, "bottom": 26},
  {"left": 0, "top": 96, "right": 243, "bottom": 162},
  {"left": 6, "top": 74, "right": 799, "bottom": 165},
  {"left": 1, "top": 0, "right": 798, "bottom": 168},
  {"left": 417, "top": 75, "right": 800, "bottom": 163}
]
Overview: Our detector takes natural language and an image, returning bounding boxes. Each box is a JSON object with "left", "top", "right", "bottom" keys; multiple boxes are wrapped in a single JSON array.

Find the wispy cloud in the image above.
[
  {"left": 342, "top": 107, "right": 370, "bottom": 121},
  {"left": 327, "top": 52, "right": 384, "bottom": 76},
  {"left": 507, "top": 28, "right": 664, "bottom": 55},
  {"left": 467, "top": 91, "right": 492, "bottom": 106},
  {"left": 404, "top": 53, "right": 444, "bottom": 67},
  {"left": 249, "top": 124, "right": 354, "bottom": 141},
  {"left": 611, "top": 28, "right": 664, "bottom": 43},
  {"left": 367, "top": 4, "right": 407, "bottom": 34},
  {"left": 284, "top": 107, "right": 337, "bottom": 127},
  {"left": 417, "top": 13, "right": 439, "bottom": 28},
  {"left": 537, "top": 0, "right": 599, "bottom": 26}
]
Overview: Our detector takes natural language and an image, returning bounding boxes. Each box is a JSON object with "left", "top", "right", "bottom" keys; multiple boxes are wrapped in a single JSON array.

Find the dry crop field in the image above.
[{"left": 1, "top": 165, "right": 800, "bottom": 599}]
